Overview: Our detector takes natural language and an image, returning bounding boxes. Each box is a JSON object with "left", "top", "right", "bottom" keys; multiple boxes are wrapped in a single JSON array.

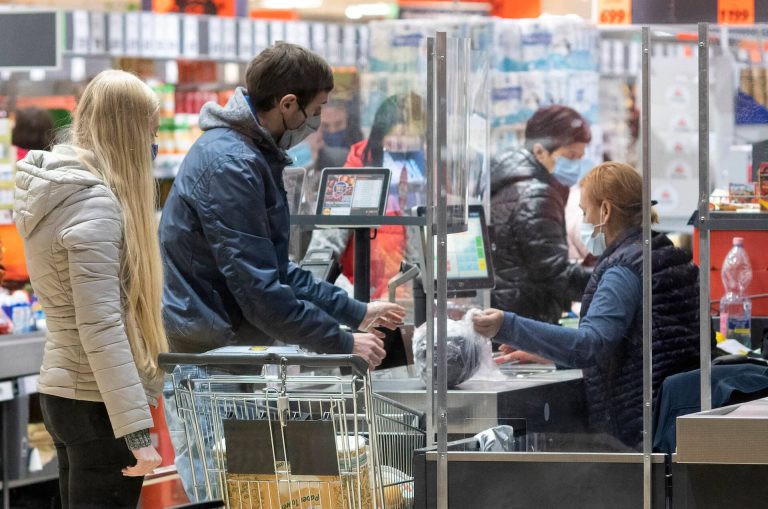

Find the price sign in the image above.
[
  {"left": 597, "top": 0, "right": 631, "bottom": 25},
  {"left": 718, "top": 0, "right": 754, "bottom": 24}
]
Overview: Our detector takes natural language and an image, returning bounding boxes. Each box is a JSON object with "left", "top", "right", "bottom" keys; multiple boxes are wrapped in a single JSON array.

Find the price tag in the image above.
[
  {"left": 108, "top": 13, "right": 124, "bottom": 55},
  {"left": 222, "top": 18, "right": 237, "bottom": 59},
  {"left": 73, "top": 11, "right": 90, "bottom": 54},
  {"left": 718, "top": 0, "right": 754, "bottom": 24},
  {"left": 0, "top": 381, "right": 13, "bottom": 402},
  {"left": 90, "top": 12, "right": 106, "bottom": 54},
  {"left": 183, "top": 16, "right": 199, "bottom": 58},
  {"left": 238, "top": 19, "right": 253, "bottom": 61},
  {"left": 254, "top": 21, "right": 269, "bottom": 52},
  {"left": 208, "top": 17, "right": 223, "bottom": 59},
  {"left": 596, "top": 0, "right": 631, "bottom": 25},
  {"left": 125, "top": 12, "right": 140, "bottom": 56}
]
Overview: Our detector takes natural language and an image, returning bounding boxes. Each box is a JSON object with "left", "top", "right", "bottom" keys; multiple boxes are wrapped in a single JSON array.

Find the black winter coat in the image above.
[
  {"left": 580, "top": 228, "right": 700, "bottom": 448},
  {"left": 490, "top": 148, "right": 590, "bottom": 323}
]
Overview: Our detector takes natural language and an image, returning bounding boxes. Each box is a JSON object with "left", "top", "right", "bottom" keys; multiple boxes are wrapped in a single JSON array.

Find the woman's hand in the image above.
[
  {"left": 495, "top": 345, "right": 553, "bottom": 365},
  {"left": 472, "top": 308, "right": 505, "bottom": 338},
  {"left": 123, "top": 445, "right": 162, "bottom": 477}
]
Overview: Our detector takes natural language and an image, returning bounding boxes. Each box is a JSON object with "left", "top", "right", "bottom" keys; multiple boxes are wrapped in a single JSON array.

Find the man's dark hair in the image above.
[
  {"left": 12, "top": 107, "right": 54, "bottom": 150},
  {"left": 246, "top": 43, "right": 334, "bottom": 112},
  {"left": 524, "top": 105, "right": 591, "bottom": 152}
]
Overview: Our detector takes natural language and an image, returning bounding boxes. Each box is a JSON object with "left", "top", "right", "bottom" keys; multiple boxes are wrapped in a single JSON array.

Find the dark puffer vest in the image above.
[
  {"left": 580, "top": 228, "right": 700, "bottom": 448},
  {"left": 490, "top": 148, "right": 591, "bottom": 323}
]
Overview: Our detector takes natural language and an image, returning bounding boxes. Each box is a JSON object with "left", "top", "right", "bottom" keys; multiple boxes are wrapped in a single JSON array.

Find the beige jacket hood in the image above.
[{"left": 14, "top": 146, "right": 155, "bottom": 438}]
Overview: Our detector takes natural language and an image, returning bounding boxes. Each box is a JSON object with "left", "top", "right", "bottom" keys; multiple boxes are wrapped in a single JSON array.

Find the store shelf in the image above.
[
  {"left": 0, "top": 332, "right": 46, "bottom": 382},
  {"left": 0, "top": 473, "right": 58, "bottom": 491},
  {"left": 290, "top": 215, "right": 427, "bottom": 228},
  {"left": 695, "top": 211, "right": 768, "bottom": 231}
]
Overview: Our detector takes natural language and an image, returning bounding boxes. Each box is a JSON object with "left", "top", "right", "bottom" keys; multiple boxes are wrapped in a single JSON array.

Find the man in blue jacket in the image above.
[
  {"left": 160, "top": 43, "right": 403, "bottom": 364},
  {"left": 160, "top": 43, "right": 404, "bottom": 500}
]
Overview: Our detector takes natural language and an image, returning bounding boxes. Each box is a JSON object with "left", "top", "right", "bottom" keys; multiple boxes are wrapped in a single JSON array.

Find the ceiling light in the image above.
[
  {"left": 345, "top": 3, "right": 394, "bottom": 20},
  {"left": 260, "top": 0, "right": 322, "bottom": 9}
]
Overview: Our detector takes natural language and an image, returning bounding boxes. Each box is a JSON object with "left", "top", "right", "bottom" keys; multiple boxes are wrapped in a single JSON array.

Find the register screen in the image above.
[
  {"left": 320, "top": 174, "right": 386, "bottom": 216},
  {"left": 441, "top": 210, "right": 489, "bottom": 280}
]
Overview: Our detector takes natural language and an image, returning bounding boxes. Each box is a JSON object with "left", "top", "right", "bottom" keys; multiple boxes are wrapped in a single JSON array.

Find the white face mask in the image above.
[
  {"left": 279, "top": 107, "right": 320, "bottom": 150},
  {"left": 579, "top": 209, "right": 607, "bottom": 256}
]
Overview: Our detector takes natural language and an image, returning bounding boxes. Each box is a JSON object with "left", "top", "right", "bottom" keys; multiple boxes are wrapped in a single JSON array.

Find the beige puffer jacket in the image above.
[{"left": 14, "top": 146, "right": 155, "bottom": 438}]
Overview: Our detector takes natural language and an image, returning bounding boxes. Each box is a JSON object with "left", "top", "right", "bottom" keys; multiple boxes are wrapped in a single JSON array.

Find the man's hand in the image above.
[
  {"left": 359, "top": 301, "right": 406, "bottom": 338},
  {"left": 494, "top": 344, "right": 553, "bottom": 365},
  {"left": 472, "top": 308, "right": 505, "bottom": 339},
  {"left": 352, "top": 332, "right": 386, "bottom": 369},
  {"left": 123, "top": 445, "right": 162, "bottom": 477}
]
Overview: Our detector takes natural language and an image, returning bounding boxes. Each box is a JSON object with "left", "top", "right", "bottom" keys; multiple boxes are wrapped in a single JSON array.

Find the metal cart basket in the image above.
[{"left": 160, "top": 351, "right": 426, "bottom": 509}]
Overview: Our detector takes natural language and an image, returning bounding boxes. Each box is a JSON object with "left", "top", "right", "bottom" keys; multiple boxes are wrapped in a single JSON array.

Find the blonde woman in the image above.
[{"left": 14, "top": 70, "right": 166, "bottom": 508}]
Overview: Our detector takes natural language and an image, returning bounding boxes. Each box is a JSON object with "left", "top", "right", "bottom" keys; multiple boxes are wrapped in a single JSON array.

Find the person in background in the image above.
[
  {"left": 12, "top": 106, "right": 55, "bottom": 161},
  {"left": 308, "top": 93, "right": 425, "bottom": 300},
  {"left": 285, "top": 131, "right": 349, "bottom": 261},
  {"left": 320, "top": 99, "right": 363, "bottom": 152},
  {"left": 474, "top": 162, "right": 700, "bottom": 449},
  {"left": 159, "top": 44, "right": 404, "bottom": 500},
  {"left": 14, "top": 70, "right": 166, "bottom": 508},
  {"left": 490, "top": 105, "right": 593, "bottom": 324}
]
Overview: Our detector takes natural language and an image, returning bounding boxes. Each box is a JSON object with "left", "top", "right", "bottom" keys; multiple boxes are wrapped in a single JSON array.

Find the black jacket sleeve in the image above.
[{"left": 518, "top": 183, "right": 590, "bottom": 301}]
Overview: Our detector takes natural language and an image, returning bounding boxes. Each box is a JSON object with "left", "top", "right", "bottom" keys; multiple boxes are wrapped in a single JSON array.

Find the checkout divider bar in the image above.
[
  {"left": 423, "top": 452, "right": 667, "bottom": 464},
  {"left": 698, "top": 23, "right": 713, "bottom": 412},
  {"left": 641, "top": 26, "right": 653, "bottom": 509},
  {"left": 434, "top": 30, "right": 449, "bottom": 509}
]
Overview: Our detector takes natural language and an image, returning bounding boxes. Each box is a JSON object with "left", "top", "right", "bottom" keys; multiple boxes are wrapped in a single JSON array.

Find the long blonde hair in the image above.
[{"left": 70, "top": 70, "right": 167, "bottom": 378}]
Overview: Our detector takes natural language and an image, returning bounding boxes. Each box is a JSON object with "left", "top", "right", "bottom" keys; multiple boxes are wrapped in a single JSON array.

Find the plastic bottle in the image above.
[{"left": 720, "top": 237, "right": 753, "bottom": 348}]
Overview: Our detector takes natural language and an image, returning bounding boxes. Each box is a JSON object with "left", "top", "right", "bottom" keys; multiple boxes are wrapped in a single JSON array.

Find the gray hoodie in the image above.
[{"left": 14, "top": 146, "right": 155, "bottom": 438}]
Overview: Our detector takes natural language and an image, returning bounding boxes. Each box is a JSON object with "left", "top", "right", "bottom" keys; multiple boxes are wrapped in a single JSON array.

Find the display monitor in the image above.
[
  {"left": 316, "top": 168, "right": 390, "bottom": 218},
  {"left": 416, "top": 205, "right": 495, "bottom": 292}
]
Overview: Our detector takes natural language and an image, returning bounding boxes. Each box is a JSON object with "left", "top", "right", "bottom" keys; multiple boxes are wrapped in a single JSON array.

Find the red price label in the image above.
[
  {"left": 597, "top": 0, "right": 631, "bottom": 25},
  {"left": 718, "top": 0, "right": 755, "bottom": 24}
]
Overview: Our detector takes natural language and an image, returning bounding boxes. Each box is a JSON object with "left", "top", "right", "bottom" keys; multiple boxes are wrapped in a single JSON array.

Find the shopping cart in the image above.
[{"left": 159, "top": 350, "right": 426, "bottom": 509}]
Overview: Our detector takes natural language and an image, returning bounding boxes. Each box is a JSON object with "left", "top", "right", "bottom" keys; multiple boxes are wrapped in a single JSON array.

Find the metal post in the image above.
[
  {"left": 435, "top": 31, "right": 449, "bottom": 509},
  {"left": 698, "top": 23, "right": 712, "bottom": 411},
  {"left": 425, "top": 36, "right": 436, "bottom": 447},
  {"left": 641, "top": 26, "right": 653, "bottom": 509}
]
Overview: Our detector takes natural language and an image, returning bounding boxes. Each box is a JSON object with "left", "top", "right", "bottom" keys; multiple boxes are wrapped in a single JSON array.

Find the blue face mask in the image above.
[
  {"left": 286, "top": 142, "right": 313, "bottom": 168},
  {"left": 151, "top": 144, "right": 158, "bottom": 161},
  {"left": 552, "top": 156, "right": 593, "bottom": 187},
  {"left": 323, "top": 130, "right": 348, "bottom": 148}
]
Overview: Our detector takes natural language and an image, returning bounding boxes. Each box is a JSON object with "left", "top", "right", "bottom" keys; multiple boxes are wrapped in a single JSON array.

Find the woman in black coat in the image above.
[{"left": 491, "top": 105, "right": 593, "bottom": 324}]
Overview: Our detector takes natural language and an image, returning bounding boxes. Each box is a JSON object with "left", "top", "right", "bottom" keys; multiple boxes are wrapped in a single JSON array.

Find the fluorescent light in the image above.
[
  {"left": 345, "top": 3, "right": 393, "bottom": 20},
  {"left": 260, "top": 0, "right": 322, "bottom": 8}
]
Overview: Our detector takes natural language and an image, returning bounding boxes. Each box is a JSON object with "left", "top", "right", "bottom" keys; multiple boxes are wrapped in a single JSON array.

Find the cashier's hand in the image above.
[
  {"left": 472, "top": 308, "right": 505, "bottom": 339},
  {"left": 123, "top": 445, "right": 162, "bottom": 477},
  {"left": 494, "top": 345, "right": 553, "bottom": 365},
  {"left": 359, "top": 301, "right": 406, "bottom": 338},
  {"left": 352, "top": 332, "right": 386, "bottom": 369}
]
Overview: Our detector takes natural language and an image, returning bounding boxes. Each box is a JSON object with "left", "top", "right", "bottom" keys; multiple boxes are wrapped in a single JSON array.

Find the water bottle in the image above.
[{"left": 720, "top": 237, "right": 753, "bottom": 348}]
